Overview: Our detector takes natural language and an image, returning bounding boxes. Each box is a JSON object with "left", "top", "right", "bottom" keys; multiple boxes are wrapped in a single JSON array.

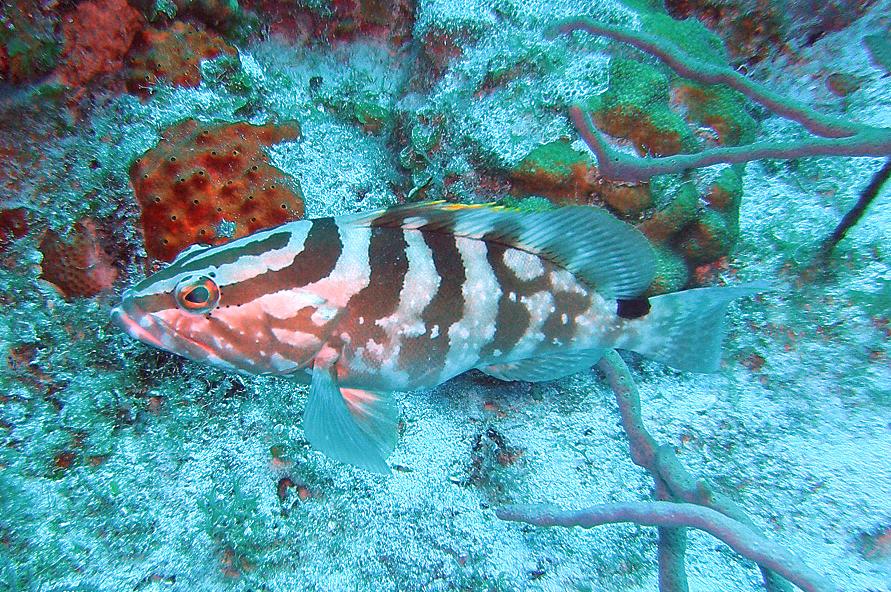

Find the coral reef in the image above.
[
  {"left": 0, "top": 208, "right": 29, "bottom": 248},
  {"left": 558, "top": 18, "right": 891, "bottom": 182},
  {"left": 125, "top": 22, "right": 239, "bottom": 98},
  {"left": 130, "top": 118, "right": 304, "bottom": 262},
  {"left": 0, "top": 1, "right": 61, "bottom": 83},
  {"left": 249, "top": 0, "right": 417, "bottom": 45},
  {"left": 665, "top": 0, "right": 877, "bottom": 64},
  {"left": 0, "top": 0, "right": 888, "bottom": 591},
  {"left": 133, "top": 0, "right": 247, "bottom": 36},
  {"left": 38, "top": 218, "right": 119, "bottom": 299}
]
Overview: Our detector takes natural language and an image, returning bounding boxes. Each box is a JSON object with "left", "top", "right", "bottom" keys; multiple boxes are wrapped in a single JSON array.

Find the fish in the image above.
[{"left": 112, "top": 202, "right": 759, "bottom": 473}]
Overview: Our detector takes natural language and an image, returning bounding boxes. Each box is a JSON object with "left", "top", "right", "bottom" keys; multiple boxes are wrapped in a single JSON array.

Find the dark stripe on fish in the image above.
[
  {"left": 284, "top": 217, "right": 342, "bottom": 285},
  {"left": 134, "top": 230, "right": 292, "bottom": 290},
  {"left": 341, "top": 226, "right": 409, "bottom": 347},
  {"left": 399, "top": 231, "right": 464, "bottom": 378},
  {"left": 217, "top": 217, "right": 342, "bottom": 307},
  {"left": 479, "top": 242, "right": 549, "bottom": 360}
]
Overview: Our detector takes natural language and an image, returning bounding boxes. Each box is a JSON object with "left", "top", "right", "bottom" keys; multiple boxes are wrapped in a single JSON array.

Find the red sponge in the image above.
[{"left": 130, "top": 119, "right": 305, "bottom": 262}]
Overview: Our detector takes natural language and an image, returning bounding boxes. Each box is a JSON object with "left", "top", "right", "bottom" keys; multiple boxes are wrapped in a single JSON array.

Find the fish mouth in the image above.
[
  {"left": 111, "top": 294, "right": 168, "bottom": 351},
  {"left": 111, "top": 293, "right": 230, "bottom": 366}
]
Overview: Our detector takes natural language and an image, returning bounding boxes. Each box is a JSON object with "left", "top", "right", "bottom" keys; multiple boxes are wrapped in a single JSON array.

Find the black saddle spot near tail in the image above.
[{"left": 617, "top": 297, "right": 651, "bottom": 319}]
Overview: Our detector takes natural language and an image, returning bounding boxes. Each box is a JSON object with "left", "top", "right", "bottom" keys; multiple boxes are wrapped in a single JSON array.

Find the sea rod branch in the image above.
[
  {"left": 597, "top": 349, "right": 792, "bottom": 592},
  {"left": 550, "top": 18, "right": 891, "bottom": 183},
  {"left": 496, "top": 501, "right": 838, "bottom": 592},
  {"left": 496, "top": 351, "right": 839, "bottom": 592}
]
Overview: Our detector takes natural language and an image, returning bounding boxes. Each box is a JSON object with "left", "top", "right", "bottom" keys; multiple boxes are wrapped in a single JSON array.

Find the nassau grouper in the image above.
[{"left": 112, "top": 202, "right": 760, "bottom": 473}]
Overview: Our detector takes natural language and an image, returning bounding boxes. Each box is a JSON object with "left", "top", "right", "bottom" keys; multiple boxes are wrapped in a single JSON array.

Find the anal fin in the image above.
[
  {"left": 479, "top": 349, "right": 605, "bottom": 383},
  {"left": 303, "top": 363, "right": 399, "bottom": 474}
]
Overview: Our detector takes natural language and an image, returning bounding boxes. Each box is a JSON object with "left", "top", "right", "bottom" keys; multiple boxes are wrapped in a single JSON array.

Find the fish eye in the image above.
[{"left": 175, "top": 275, "right": 220, "bottom": 314}]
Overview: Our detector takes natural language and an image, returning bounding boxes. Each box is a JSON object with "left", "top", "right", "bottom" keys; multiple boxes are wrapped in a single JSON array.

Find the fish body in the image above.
[{"left": 113, "top": 203, "right": 757, "bottom": 472}]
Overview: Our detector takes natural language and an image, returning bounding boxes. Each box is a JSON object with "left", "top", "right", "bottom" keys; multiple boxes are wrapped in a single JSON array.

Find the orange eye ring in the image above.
[{"left": 175, "top": 275, "right": 220, "bottom": 314}]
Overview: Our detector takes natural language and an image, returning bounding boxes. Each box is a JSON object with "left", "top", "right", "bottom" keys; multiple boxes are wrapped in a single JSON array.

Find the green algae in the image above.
[
  {"left": 512, "top": 138, "right": 590, "bottom": 184},
  {"left": 587, "top": 57, "right": 699, "bottom": 155}
]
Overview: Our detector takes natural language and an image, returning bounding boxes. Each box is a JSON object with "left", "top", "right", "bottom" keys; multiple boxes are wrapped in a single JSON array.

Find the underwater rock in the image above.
[
  {"left": 677, "top": 208, "right": 737, "bottom": 265},
  {"left": 863, "top": 32, "right": 891, "bottom": 75},
  {"left": 39, "top": 218, "right": 119, "bottom": 299},
  {"left": 464, "top": 427, "right": 524, "bottom": 497},
  {"left": 352, "top": 100, "right": 394, "bottom": 135},
  {"left": 130, "top": 118, "right": 304, "bottom": 262},
  {"left": 56, "top": 0, "right": 144, "bottom": 91},
  {"left": 256, "top": 0, "right": 416, "bottom": 44},
  {"left": 663, "top": 0, "right": 788, "bottom": 64},
  {"left": 142, "top": 0, "right": 245, "bottom": 36},
  {"left": 825, "top": 71, "right": 866, "bottom": 97},
  {"left": 0, "top": 208, "right": 29, "bottom": 248},
  {"left": 666, "top": 0, "right": 877, "bottom": 65},
  {"left": 648, "top": 244, "right": 690, "bottom": 295},
  {"left": 509, "top": 139, "right": 593, "bottom": 201},
  {"left": 673, "top": 81, "right": 758, "bottom": 147},
  {"left": 637, "top": 182, "right": 700, "bottom": 244},
  {"left": 509, "top": 139, "right": 655, "bottom": 216},
  {"left": 124, "top": 21, "right": 239, "bottom": 98}
]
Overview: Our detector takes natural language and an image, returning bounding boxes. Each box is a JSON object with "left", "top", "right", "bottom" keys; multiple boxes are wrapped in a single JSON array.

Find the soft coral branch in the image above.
[
  {"left": 596, "top": 349, "right": 793, "bottom": 592},
  {"left": 496, "top": 351, "right": 840, "bottom": 592},
  {"left": 497, "top": 501, "right": 838, "bottom": 592},
  {"left": 551, "top": 18, "right": 891, "bottom": 183}
]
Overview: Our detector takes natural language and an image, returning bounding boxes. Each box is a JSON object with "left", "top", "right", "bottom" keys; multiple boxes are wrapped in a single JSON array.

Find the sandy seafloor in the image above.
[{"left": 0, "top": 0, "right": 889, "bottom": 591}]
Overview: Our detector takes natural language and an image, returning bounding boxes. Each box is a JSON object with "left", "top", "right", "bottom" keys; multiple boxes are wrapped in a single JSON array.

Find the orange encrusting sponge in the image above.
[
  {"left": 130, "top": 119, "right": 304, "bottom": 262},
  {"left": 125, "top": 22, "right": 238, "bottom": 98},
  {"left": 39, "top": 219, "right": 119, "bottom": 299}
]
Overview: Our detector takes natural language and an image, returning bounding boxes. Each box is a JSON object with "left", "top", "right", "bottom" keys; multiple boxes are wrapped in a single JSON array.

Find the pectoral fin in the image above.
[
  {"left": 303, "top": 363, "right": 399, "bottom": 474},
  {"left": 479, "top": 349, "right": 605, "bottom": 383}
]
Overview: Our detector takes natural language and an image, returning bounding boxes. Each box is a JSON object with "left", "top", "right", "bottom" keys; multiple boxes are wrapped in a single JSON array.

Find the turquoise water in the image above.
[{"left": 0, "top": 1, "right": 889, "bottom": 590}]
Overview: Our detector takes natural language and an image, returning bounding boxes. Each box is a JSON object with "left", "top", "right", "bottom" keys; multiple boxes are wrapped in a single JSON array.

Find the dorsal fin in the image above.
[{"left": 344, "top": 202, "right": 655, "bottom": 299}]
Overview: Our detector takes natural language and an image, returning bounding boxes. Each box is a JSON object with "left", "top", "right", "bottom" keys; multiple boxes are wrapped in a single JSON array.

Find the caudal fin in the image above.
[{"left": 631, "top": 282, "right": 767, "bottom": 373}]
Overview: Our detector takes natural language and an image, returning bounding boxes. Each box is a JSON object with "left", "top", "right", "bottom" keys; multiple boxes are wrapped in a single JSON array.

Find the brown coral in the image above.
[
  {"left": 39, "top": 218, "right": 119, "bottom": 299},
  {"left": 56, "top": 0, "right": 143, "bottom": 89},
  {"left": 0, "top": 208, "right": 29, "bottom": 247},
  {"left": 130, "top": 119, "right": 304, "bottom": 262},
  {"left": 593, "top": 106, "right": 685, "bottom": 158},
  {"left": 125, "top": 22, "right": 238, "bottom": 98}
]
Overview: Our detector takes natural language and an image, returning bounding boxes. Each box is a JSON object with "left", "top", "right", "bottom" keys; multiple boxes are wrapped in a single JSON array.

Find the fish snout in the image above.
[{"left": 110, "top": 297, "right": 166, "bottom": 350}]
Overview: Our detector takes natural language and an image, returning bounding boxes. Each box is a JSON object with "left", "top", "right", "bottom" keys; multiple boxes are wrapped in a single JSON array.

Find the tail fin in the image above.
[{"left": 631, "top": 282, "right": 767, "bottom": 373}]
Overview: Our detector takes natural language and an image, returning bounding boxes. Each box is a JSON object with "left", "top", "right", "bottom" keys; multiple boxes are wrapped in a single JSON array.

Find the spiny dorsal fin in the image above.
[{"left": 344, "top": 202, "right": 655, "bottom": 299}]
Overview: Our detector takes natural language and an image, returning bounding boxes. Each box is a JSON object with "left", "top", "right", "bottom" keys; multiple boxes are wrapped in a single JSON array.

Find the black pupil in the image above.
[{"left": 185, "top": 285, "right": 210, "bottom": 304}]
